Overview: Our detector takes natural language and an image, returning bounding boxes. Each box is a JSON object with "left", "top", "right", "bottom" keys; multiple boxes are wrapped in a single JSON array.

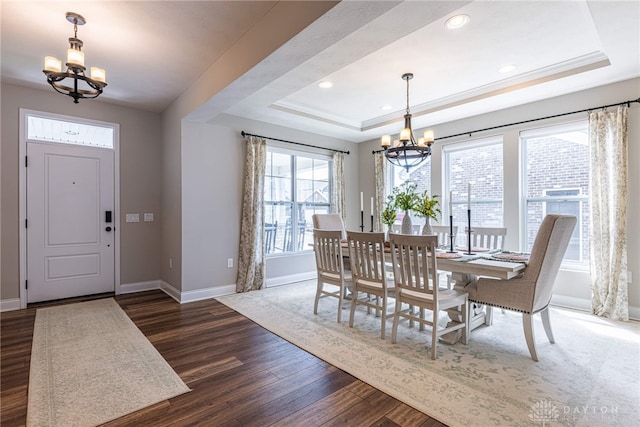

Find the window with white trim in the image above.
[
  {"left": 520, "top": 121, "right": 589, "bottom": 265},
  {"left": 443, "top": 136, "right": 504, "bottom": 245},
  {"left": 265, "top": 148, "right": 332, "bottom": 255}
]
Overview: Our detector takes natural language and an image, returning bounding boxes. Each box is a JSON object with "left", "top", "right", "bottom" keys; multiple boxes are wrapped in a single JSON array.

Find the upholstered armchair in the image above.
[
  {"left": 312, "top": 214, "right": 346, "bottom": 239},
  {"left": 464, "top": 214, "right": 577, "bottom": 361}
]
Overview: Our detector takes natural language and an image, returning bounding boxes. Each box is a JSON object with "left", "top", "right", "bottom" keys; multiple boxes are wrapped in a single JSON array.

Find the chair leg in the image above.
[
  {"left": 314, "top": 280, "right": 322, "bottom": 314},
  {"left": 348, "top": 288, "right": 357, "bottom": 327},
  {"left": 337, "top": 284, "right": 345, "bottom": 323},
  {"left": 431, "top": 309, "right": 438, "bottom": 360},
  {"left": 391, "top": 303, "right": 400, "bottom": 344},
  {"left": 380, "top": 299, "right": 386, "bottom": 339},
  {"left": 523, "top": 313, "right": 538, "bottom": 362},
  {"left": 541, "top": 308, "right": 555, "bottom": 343}
]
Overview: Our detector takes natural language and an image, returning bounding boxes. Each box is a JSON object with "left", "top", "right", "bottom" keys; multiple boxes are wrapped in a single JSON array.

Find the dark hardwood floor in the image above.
[{"left": 1, "top": 290, "right": 446, "bottom": 426}]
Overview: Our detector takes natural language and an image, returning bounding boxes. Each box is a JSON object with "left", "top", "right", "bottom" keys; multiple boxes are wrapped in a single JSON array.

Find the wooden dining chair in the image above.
[
  {"left": 431, "top": 225, "right": 458, "bottom": 247},
  {"left": 389, "top": 234, "right": 469, "bottom": 360},
  {"left": 346, "top": 231, "right": 395, "bottom": 339},
  {"left": 464, "top": 226, "right": 507, "bottom": 250},
  {"left": 313, "top": 229, "right": 352, "bottom": 323},
  {"left": 431, "top": 225, "right": 459, "bottom": 289},
  {"left": 464, "top": 214, "right": 576, "bottom": 361}
]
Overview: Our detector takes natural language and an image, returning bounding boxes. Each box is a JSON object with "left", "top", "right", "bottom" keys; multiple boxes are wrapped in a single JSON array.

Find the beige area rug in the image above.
[
  {"left": 216, "top": 281, "right": 640, "bottom": 427},
  {"left": 27, "top": 298, "right": 190, "bottom": 427}
]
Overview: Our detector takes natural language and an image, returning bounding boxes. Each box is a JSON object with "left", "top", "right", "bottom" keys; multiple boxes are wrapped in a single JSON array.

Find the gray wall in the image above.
[
  {"left": 1, "top": 83, "right": 162, "bottom": 300},
  {"left": 358, "top": 78, "right": 640, "bottom": 312}
]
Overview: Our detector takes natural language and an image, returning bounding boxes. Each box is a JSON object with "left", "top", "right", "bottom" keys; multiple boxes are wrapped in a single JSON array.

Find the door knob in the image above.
[{"left": 105, "top": 226, "right": 112, "bottom": 232}]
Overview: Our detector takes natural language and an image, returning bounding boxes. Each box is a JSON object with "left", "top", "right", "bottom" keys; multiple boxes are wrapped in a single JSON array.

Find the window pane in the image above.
[
  {"left": 445, "top": 139, "right": 503, "bottom": 245},
  {"left": 264, "top": 202, "right": 291, "bottom": 255},
  {"left": 522, "top": 122, "right": 588, "bottom": 263},
  {"left": 266, "top": 150, "right": 331, "bottom": 256}
]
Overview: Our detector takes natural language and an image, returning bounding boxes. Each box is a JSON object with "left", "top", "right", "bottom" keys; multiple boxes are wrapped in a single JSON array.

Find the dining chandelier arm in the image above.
[
  {"left": 241, "top": 131, "right": 350, "bottom": 155},
  {"left": 372, "top": 97, "right": 640, "bottom": 154}
]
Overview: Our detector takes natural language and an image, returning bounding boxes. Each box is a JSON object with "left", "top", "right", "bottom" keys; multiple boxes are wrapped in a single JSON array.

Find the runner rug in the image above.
[
  {"left": 27, "top": 298, "right": 190, "bottom": 427},
  {"left": 216, "top": 281, "right": 639, "bottom": 427}
]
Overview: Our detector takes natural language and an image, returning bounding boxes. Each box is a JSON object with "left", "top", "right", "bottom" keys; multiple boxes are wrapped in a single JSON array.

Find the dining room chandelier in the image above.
[
  {"left": 381, "top": 73, "right": 433, "bottom": 171},
  {"left": 43, "top": 12, "right": 107, "bottom": 104}
]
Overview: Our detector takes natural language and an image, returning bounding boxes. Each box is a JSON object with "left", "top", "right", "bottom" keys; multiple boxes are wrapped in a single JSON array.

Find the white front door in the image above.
[{"left": 26, "top": 141, "right": 115, "bottom": 303}]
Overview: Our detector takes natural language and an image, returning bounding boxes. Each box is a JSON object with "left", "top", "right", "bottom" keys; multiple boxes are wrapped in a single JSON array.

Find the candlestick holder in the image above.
[
  {"left": 359, "top": 210, "right": 365, "bottom": 231},
  {"left": 447, "top": 215, "right": 456, "bottom": 252},
  {"left": 370, "top": 215, "right": 374, "bottom": 233},
  {"left": 465, "top": 209, "right": 475, "bottom": 255}
]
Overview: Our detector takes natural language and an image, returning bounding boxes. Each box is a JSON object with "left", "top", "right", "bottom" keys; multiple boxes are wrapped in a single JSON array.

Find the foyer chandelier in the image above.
[
  {"left": 43, "top": 12, "right": 107, "bottom": 103},
  {"left": 381, "top": 73, "right": 433, "bottom": 171}
]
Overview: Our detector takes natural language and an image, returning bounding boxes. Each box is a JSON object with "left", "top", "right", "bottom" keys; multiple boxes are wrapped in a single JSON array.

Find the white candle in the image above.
[
  {"left": 370, "top": 197, "right": 374, "bottom": 214},
  {"left": 449, "top": 191, "right": 453, "bottom": 214},
  {"left": 360, "top": 192, "right": 364, "bottom": 211},
  {"left": 467, "top": 183, "right": 471, "bottom": 210}
]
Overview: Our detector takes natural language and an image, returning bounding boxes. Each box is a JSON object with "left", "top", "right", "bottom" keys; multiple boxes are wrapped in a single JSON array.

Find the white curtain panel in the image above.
[
  {"left": 374, "top": 151, "right": 387, "bottom": 233},
  {"left": 331, "top": 152, "right": 346, "bottom": 226},
  {"left": 236, "top": 135, "right": 267, "bottom": 292},
  {"left": 588, "top": 106, "right": 629, "bottom": 321}
]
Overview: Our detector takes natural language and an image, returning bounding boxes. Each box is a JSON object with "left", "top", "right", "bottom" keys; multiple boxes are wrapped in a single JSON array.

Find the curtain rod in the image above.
[
  {"left": 241, "top": 131, "right": 350, "bottom": 155},
  {"left": 371, "top": 97, "right": 640, "bottom": 154}
]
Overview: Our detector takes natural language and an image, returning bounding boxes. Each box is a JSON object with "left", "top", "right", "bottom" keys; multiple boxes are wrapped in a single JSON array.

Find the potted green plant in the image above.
[
  {"left": 413, "top": 190, "right": 440, "bottom": 235},
  {"left": 390, "top": 183, "right": 419, "bottom": 234}
]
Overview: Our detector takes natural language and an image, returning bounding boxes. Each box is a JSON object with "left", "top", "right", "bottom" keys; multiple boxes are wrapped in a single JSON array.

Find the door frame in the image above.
[{"left": 19, "top": 108, "right": 121, "bottom": 309}]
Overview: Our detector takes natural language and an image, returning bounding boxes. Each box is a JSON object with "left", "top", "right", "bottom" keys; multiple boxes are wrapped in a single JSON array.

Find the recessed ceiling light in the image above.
[
  {"left": 381, "top": 104, "right": 392, "bottom": 111},
  {"left": 499, "top": 64, "right": 517, "bottom": 73},
  {"left": 65, "top": 130, "right": 79, "bottom": 135},
  {"left": 318, "top": 81, "right": 333, "bottom": 89},
  {"left": 445, "top": 14, "right": 470, "bottom": 30}
]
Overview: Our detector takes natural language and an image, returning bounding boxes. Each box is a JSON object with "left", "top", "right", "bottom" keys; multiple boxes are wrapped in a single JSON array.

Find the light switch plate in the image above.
[
  {"left": 144, "top": 213, "right": 154, "bottom": 222},
  {"left": 125, "top": 213, "right": 140, "bottom": 223}
]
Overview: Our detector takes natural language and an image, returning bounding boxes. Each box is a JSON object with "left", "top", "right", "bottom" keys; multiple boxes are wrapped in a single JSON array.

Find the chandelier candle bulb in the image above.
[
  {"left": 424, "top": 130, "right": 434, "bottom": 143},
  {"left": 44, "top": 56, "right": 62, "bottom": 73},
  {"left": 90, "top": 67, "right": 106, "bottom": 83},
  {"left": 67, "top": 48, "right": 84, "bottom": 67},
  {"left": 400, "top": 128, "right": 411, "bottom": 141},
  {"left": 381, "top": 135, "right": 391, "bottom": 147}
]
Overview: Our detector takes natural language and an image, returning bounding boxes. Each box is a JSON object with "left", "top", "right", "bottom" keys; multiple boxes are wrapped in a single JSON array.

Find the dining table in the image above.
[{"left": 336, "top": 241, "right": 528, "bottom": 344}]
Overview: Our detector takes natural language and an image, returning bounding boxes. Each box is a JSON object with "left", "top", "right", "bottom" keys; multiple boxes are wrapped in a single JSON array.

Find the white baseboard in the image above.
[
  {"left": 551, "top": 294, "right": 639, "bottom": 321},
  {"left": 178, "top": 283, "right": 237, "bottom": 303},
  {"left": 550, "top": 294, "right": 592, "bottom": 312},
  {"left": 119, "top": 280, "right": 162, "bottom": 294},
  {"left": 0, "top": 298, "right": 21, "bottom": 312},
  {"left": 266, "top": 272, "right": 316, "bottom": 288}
]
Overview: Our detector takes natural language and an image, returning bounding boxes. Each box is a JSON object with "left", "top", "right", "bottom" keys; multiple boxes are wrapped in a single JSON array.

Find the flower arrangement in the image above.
[
  {"left": 390, "top": 183, "right": 419, "bottom": 212},
  {"left": 381, "top": 203, "right": 397, "bottom": 227},
  {"left": 413, "top": 190, "right": 440, "bottom": 221}
]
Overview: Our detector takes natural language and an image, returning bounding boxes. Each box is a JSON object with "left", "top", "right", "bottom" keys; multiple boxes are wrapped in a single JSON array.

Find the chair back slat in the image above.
[
  {"left": 431, "top": 225, "right": 459, "bottom": 246},
  {"left": 347, "top": 232, "right": 387, "bottom": 284},
  {"left": 313, "top": 229, "right": 344, "bottom": 277},
  {"left": 464, "top": 226, "right": 507, "bottom": 250},
  {"left": 389, "top": 234, "right": 439, "bottom": 301}
]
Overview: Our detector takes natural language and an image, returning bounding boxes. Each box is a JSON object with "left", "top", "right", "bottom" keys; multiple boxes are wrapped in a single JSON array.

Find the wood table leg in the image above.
[{"left": 440, "top": 272, "right": 487, "bottom": 344}]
